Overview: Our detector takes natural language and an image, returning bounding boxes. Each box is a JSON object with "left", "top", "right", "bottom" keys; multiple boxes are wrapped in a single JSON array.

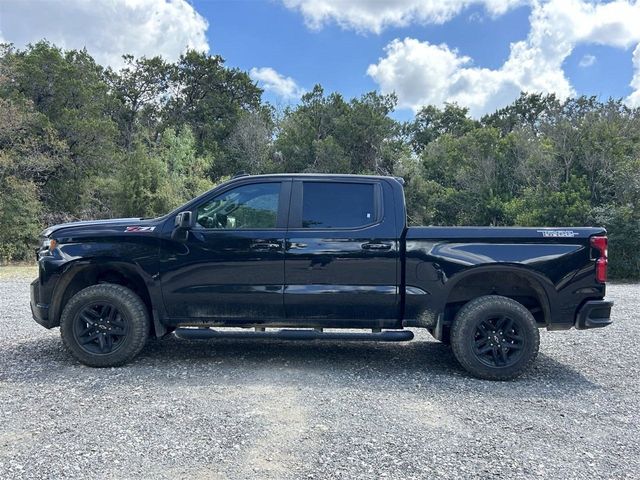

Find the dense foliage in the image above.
[{"left": 1, "top": 42, "right": 639, "bottom": 278}]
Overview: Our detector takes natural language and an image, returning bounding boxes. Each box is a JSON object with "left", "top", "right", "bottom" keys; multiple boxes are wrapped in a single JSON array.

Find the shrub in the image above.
[
  {"left": 590, "top": 204, "right": 640, "bottom": 280},
  {"left": 0, "top": 176, "right": 42, "bottom": 262}
]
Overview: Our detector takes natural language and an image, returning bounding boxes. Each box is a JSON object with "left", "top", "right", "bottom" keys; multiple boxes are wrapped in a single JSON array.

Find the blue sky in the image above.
[
  {"left": 199, "top": 2, "right": 533, "bottom": 110},
  {"left": 3, "top": 0, "right": 640, "bottom": 118},
  {"left": 193, "top": 0, "right": 639, "bottom": 118}
]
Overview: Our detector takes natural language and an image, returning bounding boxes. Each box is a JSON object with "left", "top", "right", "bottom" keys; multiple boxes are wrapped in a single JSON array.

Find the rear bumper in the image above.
[
  {"left": 30, "top": 278, "right": 54, "bottom": 329},
  {"left": 575, "top": 300, "right": 613, "bottom": 330}
]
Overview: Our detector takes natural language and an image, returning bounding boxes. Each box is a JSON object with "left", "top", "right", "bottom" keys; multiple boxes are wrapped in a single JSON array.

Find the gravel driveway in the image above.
[{"left": 1, "top": 274, "right": 638, "bottom": 479}]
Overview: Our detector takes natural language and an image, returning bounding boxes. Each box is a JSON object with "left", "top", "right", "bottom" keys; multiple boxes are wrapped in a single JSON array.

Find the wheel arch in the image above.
[
  {"left": 439, "top": 265, "right": 554, "bottom": 328},
  {"left": 49, "top": 260, "right": 157, "bottom": 334}
]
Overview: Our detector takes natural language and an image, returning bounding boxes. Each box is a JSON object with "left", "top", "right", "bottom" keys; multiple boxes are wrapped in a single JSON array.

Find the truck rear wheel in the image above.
[
  {"left": 60, "top": 284, "right": 150, "bottom": 367},
  {"left": 450, "top": 295, "right": 539, "bottom": 380}
]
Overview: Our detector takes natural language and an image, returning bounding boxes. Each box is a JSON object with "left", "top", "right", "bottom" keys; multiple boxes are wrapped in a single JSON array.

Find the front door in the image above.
[
  {"left": 160, "top": 180, "right": 290, "bottom": 324},
  {"left": 284, "top": 179, "right": 400, "bottom": 326}
]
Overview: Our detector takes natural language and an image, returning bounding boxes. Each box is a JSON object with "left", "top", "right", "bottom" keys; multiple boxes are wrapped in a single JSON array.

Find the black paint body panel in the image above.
[
  {"left": 283, "top": 178, "right": 400, "bottom": 326},
  {"left": 403, "top": 227, "right": 607, "bottom": 328},
  {"left": 30, "top": 173, "right": 611, "bottom": 333}
]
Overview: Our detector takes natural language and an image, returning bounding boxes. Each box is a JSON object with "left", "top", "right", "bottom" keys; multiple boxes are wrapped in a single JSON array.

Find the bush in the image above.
[
  {"left": 112, "top": 143, "right": 175, "bottom": 218},
  {"left": 590, "top": 204, "right": 640, "bottom": 280},
  {"left": 504, "top": 176, "right": 591, "bottom": 227},
  {"left": 0, "top": 176, "right": 42, "bottom": 262}
]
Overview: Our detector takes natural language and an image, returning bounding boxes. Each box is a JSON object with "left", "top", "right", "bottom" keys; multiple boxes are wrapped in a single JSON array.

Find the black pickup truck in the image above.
[{"left": 30, "top": 174, "right": 613, "bottom": 379}]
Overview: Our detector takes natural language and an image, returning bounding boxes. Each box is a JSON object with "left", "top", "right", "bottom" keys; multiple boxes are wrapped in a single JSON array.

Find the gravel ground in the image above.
[{"left": 1, "top": 275, "right": 638, "bottom": 479}]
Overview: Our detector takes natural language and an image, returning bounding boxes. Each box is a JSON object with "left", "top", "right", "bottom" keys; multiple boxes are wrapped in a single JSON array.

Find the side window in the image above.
[
  {"left": 302, "top": 182, "right": 376, "bottom": 229},
  {"left": 196, "top": 183, "right": 280, "bottom": 229}
]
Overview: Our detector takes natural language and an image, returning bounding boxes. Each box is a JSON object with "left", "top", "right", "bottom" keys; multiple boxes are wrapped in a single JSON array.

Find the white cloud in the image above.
[
  {"left": 281, "top": 0, "right": 526, "bottom": 33},
  {"left": 367, "top": 0, "right": 640, "bottom": 116},
  {"left": 0, "top": 0, "right": 209, "bottom": 68},
  {"left": 249, "top": 67, "right": 305, "bottom": 100},
  {"left": 579, "top": 54, "right": 597, "bottom": 67},
  {"left": 628, "top": 44, "right": 640, "bottom": 107},
  {"left": 367, "top": 38, "right": 521, "bottom": 117}
]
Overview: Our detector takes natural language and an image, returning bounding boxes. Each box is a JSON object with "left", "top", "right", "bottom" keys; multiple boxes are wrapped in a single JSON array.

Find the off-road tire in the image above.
[
  {"left": 450, "top": 295, "right": 540, "bottom": 380},
  {"left": 60, "top": 284, "right": 150, "bottom": 367}
]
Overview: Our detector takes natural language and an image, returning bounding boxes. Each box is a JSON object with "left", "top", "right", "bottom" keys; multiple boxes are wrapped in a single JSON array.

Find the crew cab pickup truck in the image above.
[{"left": 31, "top": 174, "right": 613, "bottom": 380}]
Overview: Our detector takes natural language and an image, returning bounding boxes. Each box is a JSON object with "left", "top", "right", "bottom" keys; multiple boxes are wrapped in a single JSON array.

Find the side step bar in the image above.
[{"left": 174, "top": 328, "right": 414, "bottom": 342}]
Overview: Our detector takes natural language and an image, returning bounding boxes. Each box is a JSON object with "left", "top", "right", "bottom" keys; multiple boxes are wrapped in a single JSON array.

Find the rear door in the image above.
[{"left": 284, "top": 178, "right": 400, "bottom": 326}]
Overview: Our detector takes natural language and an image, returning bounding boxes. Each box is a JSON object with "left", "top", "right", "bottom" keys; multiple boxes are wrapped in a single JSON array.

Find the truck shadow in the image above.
[
  {"left": 1, "top": 333, "right": 599, "bottom": 398},
  {"left": 136, "top": 334, "right": 599, "bottom": 395}
]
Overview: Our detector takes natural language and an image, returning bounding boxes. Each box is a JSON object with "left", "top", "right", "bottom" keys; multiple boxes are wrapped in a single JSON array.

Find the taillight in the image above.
[{"left": 590, "top": 236, "right": 608, "bottom": 283}]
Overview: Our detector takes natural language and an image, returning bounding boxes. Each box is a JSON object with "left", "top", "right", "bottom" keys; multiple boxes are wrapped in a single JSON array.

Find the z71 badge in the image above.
[
  {"left": 125, "top": 226, "right": 155, "bottom": 233},
  {"left": 537, "top": 229, "right": 579, "bottom": 237}
]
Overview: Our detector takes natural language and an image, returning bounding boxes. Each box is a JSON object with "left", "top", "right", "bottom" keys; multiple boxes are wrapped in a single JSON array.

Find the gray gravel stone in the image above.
[{"left": 1, "top": 277, "right": 638, "bottom": 479}]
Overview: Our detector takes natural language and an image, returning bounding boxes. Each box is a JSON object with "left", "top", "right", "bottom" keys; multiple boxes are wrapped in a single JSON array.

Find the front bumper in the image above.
[
  {"left": 30, "top": 278, "right": 55, "bottom": 329},
  {"left": 575, "top": 300, "right": 613, "bottom": 330}
]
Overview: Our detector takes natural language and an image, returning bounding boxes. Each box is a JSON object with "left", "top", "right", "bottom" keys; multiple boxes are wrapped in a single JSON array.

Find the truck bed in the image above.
[{"left": 403, "top": 226, "right": 607, "bottom": 330}]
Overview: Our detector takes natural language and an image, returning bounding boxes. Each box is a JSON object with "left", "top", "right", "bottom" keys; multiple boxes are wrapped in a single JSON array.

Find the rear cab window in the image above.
[{"left": 300, "top": 181, "right": 378, "bottom": 229}]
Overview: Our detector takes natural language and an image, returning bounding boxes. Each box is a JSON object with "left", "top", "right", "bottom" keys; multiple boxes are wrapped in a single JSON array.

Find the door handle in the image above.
[
  {"left": 361, "top": 242, "right": 392, "bottom": 251},
  {"left": 250, "top": 241, "right": 281, "bottom": 251}
]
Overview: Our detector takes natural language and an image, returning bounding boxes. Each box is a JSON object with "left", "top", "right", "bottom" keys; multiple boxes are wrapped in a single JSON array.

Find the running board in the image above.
[{"left": 174, "top": 328, "right": 414, "bottom": 342}]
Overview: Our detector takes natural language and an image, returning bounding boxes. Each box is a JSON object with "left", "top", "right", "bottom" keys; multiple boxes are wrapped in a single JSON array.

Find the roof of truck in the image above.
[{"left": 231, "top": 172, "right": 405, "bottom": 184}]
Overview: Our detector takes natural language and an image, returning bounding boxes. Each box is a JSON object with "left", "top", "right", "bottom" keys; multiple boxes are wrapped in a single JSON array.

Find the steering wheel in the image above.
[{"left": 198, "top": 213, "right": 228, "bottom": 229}]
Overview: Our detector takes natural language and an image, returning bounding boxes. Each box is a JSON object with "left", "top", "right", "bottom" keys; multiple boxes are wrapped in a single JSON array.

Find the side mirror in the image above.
[
  {"left": 174, "top": 211, "right": 193, "bottom": 229},
  {"left": 172, "top": 211, "right": 193, "bottom": 241}
]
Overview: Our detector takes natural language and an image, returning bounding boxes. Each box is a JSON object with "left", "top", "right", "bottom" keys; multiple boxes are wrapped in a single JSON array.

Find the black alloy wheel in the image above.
[
  {"left": 72, "top": 302, "right": 129, "bottom": 355},
  {"left": 471, "top": 315, "right": 524, "bottom": 368},
  {"left": 60, "top": 284, "right": 150, "bottom": 367},
  {"left": 450, "top": 295, "right": 540, "bottom": 380}
]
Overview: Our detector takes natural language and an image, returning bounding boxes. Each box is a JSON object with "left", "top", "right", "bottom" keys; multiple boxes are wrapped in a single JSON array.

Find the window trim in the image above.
[
  {"left": 288, "top": 179, "right": 383, "bottom": 232},
  {"left": 191, "top": 180, "right": 291, "bottom": 232}
]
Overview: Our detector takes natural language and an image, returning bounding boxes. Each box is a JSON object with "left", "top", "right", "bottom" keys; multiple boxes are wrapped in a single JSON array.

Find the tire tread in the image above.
[
  {"left": 60, "top": 284, "right": 150, "bottom": 367},
  {"left": 450, "top": 295, "right": 540, "bottom": 381}
]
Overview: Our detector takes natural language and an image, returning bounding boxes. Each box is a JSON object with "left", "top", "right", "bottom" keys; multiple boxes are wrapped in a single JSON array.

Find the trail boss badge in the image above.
[{"left": 537, "top": 230, "right": 579, "bottom": 237}]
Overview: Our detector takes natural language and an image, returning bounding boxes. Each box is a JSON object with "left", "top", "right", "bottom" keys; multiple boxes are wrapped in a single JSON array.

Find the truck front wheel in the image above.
[
  {"left": 60, "top": 284, "right": 150, "bottom": 367},
  {"left": 450, "top": 295, "right": 540, "bottom": 380}
]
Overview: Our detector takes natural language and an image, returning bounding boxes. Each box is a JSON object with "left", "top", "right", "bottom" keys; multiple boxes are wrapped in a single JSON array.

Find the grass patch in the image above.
[{"left": 0, "top": 263, "right": 38, "bottom": 280}]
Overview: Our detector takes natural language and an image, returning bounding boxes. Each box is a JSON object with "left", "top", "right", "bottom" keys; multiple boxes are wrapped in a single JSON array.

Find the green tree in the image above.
[
  {"left": 274, "top": 85, "right": 349, "bottom": 172},
  {"left": 0, "top": 97, "right": 67, "bottom": 190},
  {"left": 274, "top": 85, "right": 398, "bottom": 174},
  {"left": 0, "top": 96, "right": 68, "bottom": 259},
  {"left": 1, "top": 39, "right": 640, "bottom": 279},
  {"left": 335, "top": 91, "right": 398, "bottom": 173},
  {"left": 482, "top": 92, "right": 561, "bottom": 135},
  {"left": 224, "top": 110, "right": 274, "bottom": 174},
  {"left": 164, "top": 50, "right": 263, "bottom": 171},
  {"left": 1, "top": 41, "right": 118, "bottom": 215},
  {"left": 407, "top": 103, "right": 478, "bottom": 154},
  {"left": 112, "top": 141, "right": 173, "bottom": 218},
  {"left": 0, "top": 176, "right": 42, "bottom": 262},
  {"left": 505, "top": 176, "right": 592, "bottom": 227},
  {"left": 156, "top": 126, "right": 214, "bottom": 201},
  {"left": 590, "top": 204, "right": 640, "bottom": 279},
  {"left": 106, "top": 54, "right": 173, "bottom": 149}
]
